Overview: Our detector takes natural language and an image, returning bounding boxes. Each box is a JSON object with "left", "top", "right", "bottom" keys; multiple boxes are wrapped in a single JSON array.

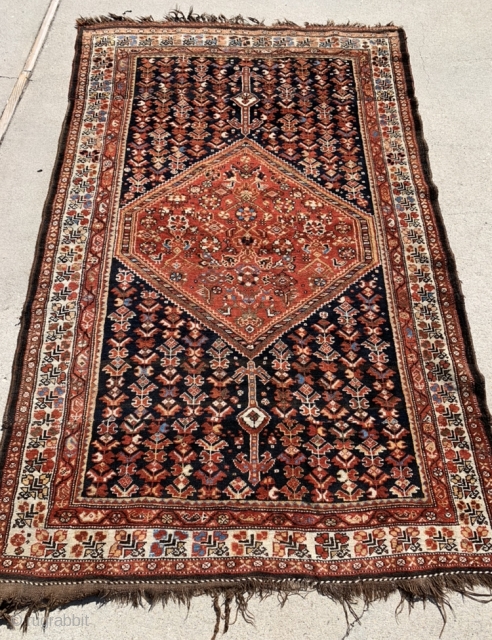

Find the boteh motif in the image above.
[{"left": 1, "top": 21, "right": 492, "bottom": 620}]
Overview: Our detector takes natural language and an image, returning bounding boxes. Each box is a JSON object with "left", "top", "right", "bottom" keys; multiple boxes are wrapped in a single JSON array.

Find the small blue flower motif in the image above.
[
  {"left": 214, "top": 531, "right": 228, "bottom": 542},
  {"left": 313, "top": 278, "right": 327, "bottom": 287},
  {"left": 236, "top": 207, "right": 256, "bottom": 222},
  {"left": 170, "top": 272, "right": 183, "bottom": 282}
]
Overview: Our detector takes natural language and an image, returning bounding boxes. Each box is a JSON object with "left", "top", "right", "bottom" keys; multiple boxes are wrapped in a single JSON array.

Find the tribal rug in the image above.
[{"left": 1, "top": 13, "right": 492, "bottom": 633}]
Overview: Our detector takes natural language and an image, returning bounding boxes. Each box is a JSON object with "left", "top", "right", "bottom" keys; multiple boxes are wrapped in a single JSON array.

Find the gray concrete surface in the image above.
[
  {"left": 0, "top": 0, "right": 491, "bottom": 637},
  {"left": 0, "top": 0, "right": 52, "bottom": 112}
]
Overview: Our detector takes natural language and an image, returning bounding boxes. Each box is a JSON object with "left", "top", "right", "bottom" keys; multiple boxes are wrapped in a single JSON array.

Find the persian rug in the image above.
[{"left": 1, "top": 12, "right": 492, "bottom": 634}]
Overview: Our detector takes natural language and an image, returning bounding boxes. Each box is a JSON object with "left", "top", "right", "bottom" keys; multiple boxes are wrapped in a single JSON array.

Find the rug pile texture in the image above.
[{"left": 1, "top": 14, "right": 492, "bottom": 633}]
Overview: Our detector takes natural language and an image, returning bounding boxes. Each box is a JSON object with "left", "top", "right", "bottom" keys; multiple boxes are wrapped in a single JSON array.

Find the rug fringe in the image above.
[
  {"left": 75, "top": 9, "right": 396, "bottom": 30},
  {"left": 1, "top": 574, "right": 492, "bottom": 635},
  {"left": 2, "top": 11, "right": 491, "bottom": 640}
]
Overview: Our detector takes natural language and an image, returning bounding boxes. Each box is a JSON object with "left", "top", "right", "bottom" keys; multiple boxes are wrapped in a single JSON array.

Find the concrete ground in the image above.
[{"left": 0, "top": 0, "right": 491, "bottom": 637}]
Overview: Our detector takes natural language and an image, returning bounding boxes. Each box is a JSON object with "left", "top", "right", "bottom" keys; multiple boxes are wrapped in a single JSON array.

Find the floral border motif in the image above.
[{"left": 0, "top": 24, "right": 491, "bottom": 584}]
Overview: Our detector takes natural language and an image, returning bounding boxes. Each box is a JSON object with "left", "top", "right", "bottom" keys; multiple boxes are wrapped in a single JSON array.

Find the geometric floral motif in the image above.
[
  {"left": 117, "top": 139, "right": 378, "bottom": 356},
  {"left": 2, "top": 21, "right": 492, "bottom": 621},
  {"left": 86, "top": 261, "right": 423, "bottom": 504},
  {"left": 122, "top": 56, "right": 374, "bottom": 213}
]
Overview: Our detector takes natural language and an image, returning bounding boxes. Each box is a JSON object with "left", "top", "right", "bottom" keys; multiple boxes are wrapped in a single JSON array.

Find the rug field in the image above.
[{"left": 1, "top": 14, "right": 492, "bottom": 632}]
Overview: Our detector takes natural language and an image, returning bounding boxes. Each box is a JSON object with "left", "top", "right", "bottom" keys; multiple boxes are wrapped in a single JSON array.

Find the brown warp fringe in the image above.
[
  {"left": 0, "top": 573, "right": 492, "bottom": 640},
  {"left": 1, "top": 12, "right": 492, "bottom": 637},
  {"left": 75, "top": 9, "right": 395, "bottom": 30},
  {"left": 1, "top": 574, "right": 492, "bottom": 636}
]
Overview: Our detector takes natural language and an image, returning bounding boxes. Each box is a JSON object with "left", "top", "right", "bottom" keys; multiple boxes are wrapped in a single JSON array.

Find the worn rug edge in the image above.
[{"left": 1, "top": 14, "right": 492, "bottom": 634}]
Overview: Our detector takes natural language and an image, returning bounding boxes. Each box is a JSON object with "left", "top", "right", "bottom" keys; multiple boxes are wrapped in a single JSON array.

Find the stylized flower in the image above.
[
  {"left": 235, "top": 206, "right": 256, "bottom": 222},
  {"left": 303, "top": 219, "right": 326, "bottom": 236},
  {"left": 270, "top": 271, "right": 297, "bottom": 296},
  {"left": 338, "top": 246, "right": 356, "bottom": 260},
  {"left": 199, "top": 236, "right": 221, "bottom": 253},
  {"left": 10, "top": 534, "right": 25, "bottom": 547},
  {"left": 236, "top": 265, "right": 259, "bottom": 287}
]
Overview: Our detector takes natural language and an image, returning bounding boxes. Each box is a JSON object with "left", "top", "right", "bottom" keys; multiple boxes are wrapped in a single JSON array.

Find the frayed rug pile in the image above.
[{"left": 1, "top": 14, "right": 492, "bottom": 635}]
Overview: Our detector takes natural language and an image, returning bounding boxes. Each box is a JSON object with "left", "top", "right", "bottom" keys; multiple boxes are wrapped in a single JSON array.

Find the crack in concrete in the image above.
[{"left": 418, "top": 23, "right": 432, "bottom": 85}]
